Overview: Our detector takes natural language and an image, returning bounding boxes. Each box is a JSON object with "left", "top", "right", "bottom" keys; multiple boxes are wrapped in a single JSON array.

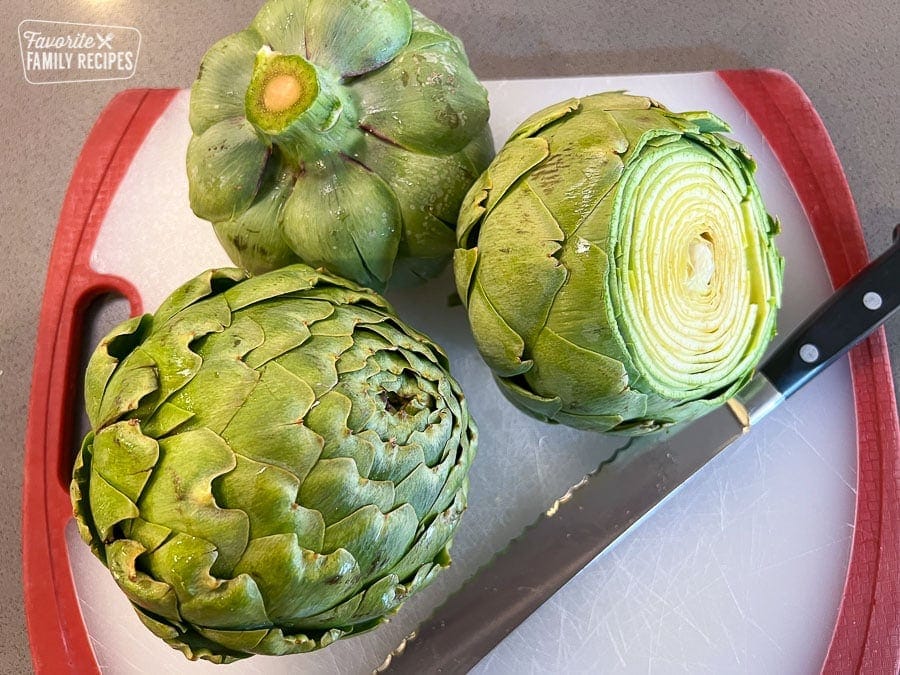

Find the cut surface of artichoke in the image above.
[
  {"left": 455, "top": 92, "right": 783, "bottom": 434},
  {"left": 71, "top": 264, "right": 476, "bottom": 662},
  {"left": 187, "top": 0, "right": 493, "bottom": 291}
]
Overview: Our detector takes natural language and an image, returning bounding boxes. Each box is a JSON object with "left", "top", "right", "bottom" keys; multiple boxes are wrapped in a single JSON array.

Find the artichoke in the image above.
[
  {"left": 187, "top": 0, "right": 494, "bottom": 291},
  {"left": 455, "top": 93, "right": 783, "bottom": 435},
  {"left": 70, "top": 264, "right": 476, "bottom": 662}
]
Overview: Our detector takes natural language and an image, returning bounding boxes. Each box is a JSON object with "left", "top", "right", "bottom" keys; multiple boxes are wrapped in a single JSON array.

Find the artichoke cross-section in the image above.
[{"left": 455, "top": 92, "right": 784, "bottom": 434}]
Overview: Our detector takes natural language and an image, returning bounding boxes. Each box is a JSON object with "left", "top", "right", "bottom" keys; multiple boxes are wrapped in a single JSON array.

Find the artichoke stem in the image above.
[
  {"left": 246, "top": 48, "right": 320, "bottom": 134},
  {"left": 244, "top": 47, "right": 356, "bottom": 164},
  {"left": 263, "top": 74, "right": 304, "bottom": 113}
]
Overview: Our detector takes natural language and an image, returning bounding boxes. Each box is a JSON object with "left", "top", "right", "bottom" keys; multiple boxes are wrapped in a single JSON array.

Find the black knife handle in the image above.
[{"left": 761, "top": 225, "right": 900, "bottom": 398}]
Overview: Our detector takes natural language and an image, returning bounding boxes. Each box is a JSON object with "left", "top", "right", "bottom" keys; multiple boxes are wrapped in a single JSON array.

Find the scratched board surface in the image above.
[{"left": 64, "top": 73, "right": 855, "bottom": 673}]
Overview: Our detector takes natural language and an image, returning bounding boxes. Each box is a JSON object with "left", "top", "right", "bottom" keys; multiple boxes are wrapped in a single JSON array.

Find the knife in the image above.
[{"left": 380, "top": 226, "right": 900, "bottom": 674}]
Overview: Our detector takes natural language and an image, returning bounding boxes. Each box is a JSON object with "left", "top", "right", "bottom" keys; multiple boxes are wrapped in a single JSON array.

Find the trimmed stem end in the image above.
[{"left": 246, "top": 49, "right": 319, "bottom": 134}]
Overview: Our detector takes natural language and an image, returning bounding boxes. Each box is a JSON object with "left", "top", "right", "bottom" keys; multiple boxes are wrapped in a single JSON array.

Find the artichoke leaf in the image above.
[
  {"left": 547, "top": 236, "right": 629, "bottom": 363},
  {"left": 168, "top": 317, "right": 263, "bottom": 435},
  {"left": 153, "top": 268, "right": 247, "bottom": 328},
  {"left": 393, "top": 453, "right": 454, "bottom": 520},
  {"left": 281, "top": 153, "right": 402, "bottom": 291},
  {"left": 274, "top": 333, "right": 349, "bottom": 397},
  {"left": 212, "top": 153, "right": 300, "bottom": 275},
  {"left": 196, "top": 625, "right": 316, "bottom": 657},
  {"left": 553, "top": 410, "right": 626, "bottom": 433},
  {"left": 466, "top": 281, "right": 531, "bottom": 378},
  {"left": 351, "top": 31, "right": 489, "bottom": 155},
  {"left": 674, "top": 109, "right": 731, "bottom": 134},
  {"left": 139, "top": 429, "right": 248, "bottom": 578},
  {"left": 142, "top": 533, "right": 271, "bottom": 630},
  {"left": 352, "top": 132, "right": 479, "bottom": 258},
  {"left": 290, "top": 590, "right": 364, "bottom": 630},
  {"left": 480, "top": 136, "right": 549, "bottom": 220},
  {"left": 304, "top": 390, "right": 379, "bottom": 474},
  {"left": 223, "top": 263, "right": 322, "bottom": 310},
  {"left": 578, "top": 91, "right": 653, "bottom": 112},
  {"left": 239, "top": 298, "right": 333, "bottom": 368},
  {"left": 349, "top": 573, "right": 407, "bottom": 622},
  {"left": 95, "top": 348, "right": 158, "bottom": 431},
  {"left": 188, "top": 30, "right": 263, "bottom": 135},
  {"left": 608, "top": 108, "right": 683, "bottom": 165},
  {"left": 305, "top": 0, "right": 412, "bottom": 77},
  {"left": 120, "top": 517, "right": 171, "bottom": 555},
  {"left": 84, "top": 313, "right": 153, "bottom": 430},
  {"left": 452, "top": 247, "right": 478, "bottom": 306},
  {"left": 87, "top": 471, "right": 139, "bottom": 544},
  {"left": 141, "top": 402, "right": 195, "bottom": 438},
  {"left": 71, "top": 435, "right": 102, "bottom": 558},
  {"left": 250, "top": 0, "right": 309, "bottom": 54},
  {"left": 389, "top": 490, "right": 463, "bottom": 581},
  {"left": 232, "top": 533, "right": 362, "bottom": 622},
  {"left": 367, "top": 436, "right": 427, "bottom": 486},
  {"left": 423, "top": 450, "right": 470, "bottom": 519},
  {"left": 90, "top": 421, "right": 159, "bottom": 504},
  {"left": 106, "top": 539, "right": 181, "bottom": 624},
  {"left": 527, "top": 109, "right": 626, "bottom": 233},
  {"left": 322, "top": 503, "right": 418, "bottom": 584},
  {"left": 187, "top": 119, "right": 271, "bottom": 225},
  {"left": 408, "top": 9, "right": 466, "bottom": 62},
  {"left": 189, "top": 625, "right": 272, "bottom": 659},
  {"left": 508, "top": 97, "right": 580, "bottom": 142},
  {"left": 252, "top": 626, "right": 342, "bottom": 654},
  {"left": 131, "top": 296, "right": 234, "bottom": 419},
  {"left": 526, "top": 327, "right": 648, "bottom": 419},
  {"left": 402, "top": 407, "right": 453, "bottom": 468},
  {"left": 194, "top": 311, "right": 267, "bottom": 359},
  {"left": 299, "top": 457, "right": 395, "bottom": 525},
  {"left": 494, "top": 376, "right": 563, "bottom": 422},
  {"left": 135, "top": 608, "right": 256, "bottom": 664},
  {"left": 216, "top": 455, "right": 325, "bottom": 549},
  {"left": 222, "top": 361, "right": 323, "bottom": 482},
  {"left": 474, "top": 182, "right": 567, "bottom": 350}
]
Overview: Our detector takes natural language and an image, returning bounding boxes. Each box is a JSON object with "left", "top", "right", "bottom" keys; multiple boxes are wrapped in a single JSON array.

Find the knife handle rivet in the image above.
[
  {"left": 862, "top": 291, "right": 883, "bottom": 310},
  {"left": 799, "top": 343, "right": 820, "bottom": 363}
]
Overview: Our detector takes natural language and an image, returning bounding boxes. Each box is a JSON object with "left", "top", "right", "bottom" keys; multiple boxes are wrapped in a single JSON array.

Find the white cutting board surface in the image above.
[{"left": 65, "top": 72, "right": 855, "bottom": 674}]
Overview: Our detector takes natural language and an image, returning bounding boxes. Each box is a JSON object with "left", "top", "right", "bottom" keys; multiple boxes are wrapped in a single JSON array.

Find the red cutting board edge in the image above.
[{"left": 21, "top": 70, "right": 900, "bottom": 674}]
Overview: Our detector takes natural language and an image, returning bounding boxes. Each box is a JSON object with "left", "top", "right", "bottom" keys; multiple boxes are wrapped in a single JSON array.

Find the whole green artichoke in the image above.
[
  {"left": 455, "top": 93, "right": 783, "bottom": 435},
  {"left": 187, "top": 0, "right": 494, "bottom": 291},
  {"left": 70, "top": 265, "right": 476, "bottom": 662}
]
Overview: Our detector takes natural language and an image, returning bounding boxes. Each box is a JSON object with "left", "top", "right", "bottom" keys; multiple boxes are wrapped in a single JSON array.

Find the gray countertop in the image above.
[{"left": 2, "top": 0, "right": 897, "bottom": 671}]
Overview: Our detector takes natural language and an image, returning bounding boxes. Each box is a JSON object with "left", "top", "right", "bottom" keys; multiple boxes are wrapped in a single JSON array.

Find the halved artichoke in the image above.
[
  {"left": 187, "top": 0, "right": 494, "bottom": 291},
  {"left": 455, "top": 93, "right": 784, "bottom": 434},
  {"left": 71, "top": 264, "right": 476, "bottom": 662}
]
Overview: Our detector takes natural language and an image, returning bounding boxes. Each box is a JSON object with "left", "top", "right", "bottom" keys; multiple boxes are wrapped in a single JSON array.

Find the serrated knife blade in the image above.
[{"left": 380, "top": 227, "right": 900, "bottom": 674}]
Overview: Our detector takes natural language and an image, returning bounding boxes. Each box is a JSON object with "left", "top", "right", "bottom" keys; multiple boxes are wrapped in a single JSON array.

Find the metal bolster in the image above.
[{"left": 727, "top": 374, "right": 785, "bottom": 429}]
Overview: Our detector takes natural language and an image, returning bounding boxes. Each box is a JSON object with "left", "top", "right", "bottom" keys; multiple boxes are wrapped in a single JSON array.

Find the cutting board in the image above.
[{"left": 23, "top": 70, "right": 899, "bottom": 674}]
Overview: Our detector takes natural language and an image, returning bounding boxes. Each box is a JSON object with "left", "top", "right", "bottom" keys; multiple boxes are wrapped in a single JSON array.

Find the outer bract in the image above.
[
  {"left": 455, "top": 93, "right": 783, "bottom": 435},
  {"left": 71, "top": 264, "right": 476, "bottom": 662},
  {"left": 187, "top": 0, "right": 494, "bottom": 291}
]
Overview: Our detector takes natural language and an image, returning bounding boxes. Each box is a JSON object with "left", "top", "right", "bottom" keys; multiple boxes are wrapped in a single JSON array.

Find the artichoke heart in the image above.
[
  {"left": 71, "top": 264, "right": 476, "bottom": 663},
  {"left": 454, "top": 92, "right": 784, "bottom": 434},
  {"left": 187, "top": 0, "right": 494, "bottom": 291}
]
